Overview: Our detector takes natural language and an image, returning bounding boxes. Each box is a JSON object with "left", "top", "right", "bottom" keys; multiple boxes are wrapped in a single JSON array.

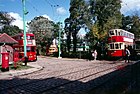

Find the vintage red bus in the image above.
[
  {"left": 107, "top": 29, "right": 134, "bottom": 58},
  {"left": 12, "top": 33, "right": 37, "bottom": 61}
]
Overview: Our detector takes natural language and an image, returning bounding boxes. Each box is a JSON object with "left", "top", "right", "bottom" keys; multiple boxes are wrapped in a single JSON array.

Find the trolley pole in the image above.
[{"left": 22, "top": 0, "right": 28, "bottom": 65}]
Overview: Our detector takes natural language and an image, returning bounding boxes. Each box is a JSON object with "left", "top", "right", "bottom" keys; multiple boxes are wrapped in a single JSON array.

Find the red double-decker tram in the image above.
[
  {"left": 107, "top": 29, "right": 134, "bottom": 58},
  {"left": 12, "top": 33, "right": 37, "bottom": 61}
]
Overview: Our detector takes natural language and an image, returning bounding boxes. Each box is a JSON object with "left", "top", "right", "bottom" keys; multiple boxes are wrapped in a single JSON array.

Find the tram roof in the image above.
[{"left": 109, "top": 29, "right": 134, "bottom": 35}]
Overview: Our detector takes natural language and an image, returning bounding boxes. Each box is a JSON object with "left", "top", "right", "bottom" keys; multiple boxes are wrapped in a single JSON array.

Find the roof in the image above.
[
  {"left": 12, "top": 33, "right": 35, "bottom": 37},
  {"left": 0, "top": 33, "right": 18, "bottom": 44}
]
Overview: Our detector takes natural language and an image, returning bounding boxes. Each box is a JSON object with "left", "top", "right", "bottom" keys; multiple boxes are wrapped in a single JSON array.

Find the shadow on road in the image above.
[{"left": 0, "top": 61, "right": 140, "bottom": 94}]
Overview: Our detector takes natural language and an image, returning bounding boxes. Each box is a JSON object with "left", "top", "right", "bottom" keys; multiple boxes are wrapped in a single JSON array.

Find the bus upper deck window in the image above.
[
  {"left": 27, "top": 36, "right": 30, "bottom": 39},
  {"left": 30, "top": 36, "right": 34, "bottom": 39},
  {"left": 124, "top": 32, "right": 126, "bottom": 36},
  {"left": 115, "top": 30, "right": 117, "bottom": 36},
  {"left": 118, "top": 32, "right": 121, "bottom": 36},
  {"left": 26, "top": 36, "right": 34, "bottom": 40},
  {"left": 132, "top": 35, "right": 134, "bottom": 39},
  {"left": 120, "top": 31, "right": 123, "bottom": 36},
  {"left": 110, "top": 31, "right": 114, "bottom": 35},
  {"left": 127, "top": 33, "right": 129, "bottom": 37}
]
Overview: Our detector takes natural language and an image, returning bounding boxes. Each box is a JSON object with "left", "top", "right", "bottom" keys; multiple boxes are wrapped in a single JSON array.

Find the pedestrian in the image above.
[
  {"left": 92, "top": 49, "right": 98, "bottom": 60},
  {"left": 125, "top": 47, "right": 130, "bottom": 63}
]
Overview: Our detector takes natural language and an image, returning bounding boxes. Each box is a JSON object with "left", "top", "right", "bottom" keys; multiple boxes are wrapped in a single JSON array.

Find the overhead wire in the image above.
[
  {"left": 43, "top": 0, "right": 58, "bottom": 21},
  {"left": 27, "top": 0, "right": 63, "bottom": 23},
  {"left": 43, "top": 0, "right": 61, "bottom": 22},
  {"left": 121, "top": 1, "right": 140, "bottom": 16},
  {"left": 44, "top": 0, "right": 53, "bottom": 7},
  {"left": 51, "top": 0, "right": 59, "bottom": 7},
  {"left": 26, "top": 0, "right": 59, "bottom": 21},
  {"left": 27, "top": 0, "right": 42, "bottom": 16}
]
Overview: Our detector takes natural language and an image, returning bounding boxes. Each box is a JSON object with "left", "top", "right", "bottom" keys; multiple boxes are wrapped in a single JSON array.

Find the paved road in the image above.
[{"left": 0, "top": 56, "right": 127, "bottom": 94}]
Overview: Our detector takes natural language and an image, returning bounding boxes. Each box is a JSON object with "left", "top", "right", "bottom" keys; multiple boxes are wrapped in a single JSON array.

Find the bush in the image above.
[{"left": 61, "top": 51, "right": 89, "bottom": 59}]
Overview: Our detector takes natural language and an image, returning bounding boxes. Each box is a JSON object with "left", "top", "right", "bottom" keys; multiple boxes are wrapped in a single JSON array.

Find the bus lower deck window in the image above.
[
  {"left": 115, "top": 44, "right": 119, "bottom": 49},
  {"left": 119, "top": 43, "right": 122, "bottom": 49},
  {"left": 110, "top": 44, "right": 114, "bottom": 49}
]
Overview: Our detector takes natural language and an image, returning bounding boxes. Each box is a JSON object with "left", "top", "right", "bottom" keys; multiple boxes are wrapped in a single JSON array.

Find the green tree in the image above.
[
  {"left": 90, "top": 0, "right": 122, "bottom": 29},
  {"left": 64, "top": 18, "right": 72, "bottom": 52},
  {"left": 28, "top": 16, "right": 61, "bottom": 55},
  {"left": 65, "top": 0, "right": 122, "bottom": 52},
  {"left": 129, "top": 15, "right": 140, "bottom": 39},
  {"left": 121, "top": 15, "right": 132, "bottom": 31},
  {"left": 121, "top": 13, "right": 140, "bottom": 39},
  {"left": 0, "top": 11, "right": 21, "bottom": 36},
  {"left": 87, "top": 0, "right": 122, "bottom": 46},
  {"left": 65, "top": 0, "right": 88, "bottom": 52},
  {"left": 1, "top": 25, "right": 22, "bottom": 36},
  {"left": 84, "top": 0, "right": 122, "bottom": 59},
  {"left": 0, "top": 11, "right": 15, "bottom": 26}
]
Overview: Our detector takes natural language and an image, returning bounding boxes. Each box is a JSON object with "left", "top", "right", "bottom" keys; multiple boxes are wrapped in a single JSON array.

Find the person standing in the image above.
[
  {"left": 93, "top": 50, "right": 98, "bottom": 60},
  {"left": 125, "top": 47, "right": 130, "bottom": 63}
]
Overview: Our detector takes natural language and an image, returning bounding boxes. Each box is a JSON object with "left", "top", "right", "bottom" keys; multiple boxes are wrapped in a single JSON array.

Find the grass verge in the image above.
[{"left": 0, "top": 62, "right": 32, "bottom": 72}]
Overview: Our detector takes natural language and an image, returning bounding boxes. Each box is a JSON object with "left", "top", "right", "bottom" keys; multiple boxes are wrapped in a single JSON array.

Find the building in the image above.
[{"left": 0, "top": 33, "right": 18, "bottom": 64}]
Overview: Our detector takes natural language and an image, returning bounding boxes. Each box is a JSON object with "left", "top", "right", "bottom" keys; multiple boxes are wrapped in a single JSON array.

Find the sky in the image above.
[
  {"left": 0, "top": 0, "right": 70, "bottom": 29},
  {"left": 1, "top": 0, "right": 140, "bottom": 30}
]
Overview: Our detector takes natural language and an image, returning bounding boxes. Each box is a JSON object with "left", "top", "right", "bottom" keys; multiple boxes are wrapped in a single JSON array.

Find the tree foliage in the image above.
[
  {"left": 65, "top": 0, "right": 122, "bottom": 52},
  {"left": 65, "top": 0, "right": 140, "bottom": 58},
  {"left": 89, "top": 0, "right": 122, "bottom": 41},
  {"left": 121, "top": 13, "right": 140, "bottom": 39},
  {"left": 0, "top": 11, "right": 15, "bottom": 26},
  {"left": 90, "top": 0, "right": 122, "bottom": 28},
  {"left": 28, "top": 16, "right": 54, "bottom": 45},
  {"left": 1, "top": 25, "right": 22, "bottom": 36},
  {"left": 28, "top": 16, "right": 62, "bottom": 55},
  {"left": 129, "top": 15, "right": 140, "bottom": 38},
  {"left": 65, "top": 0, "right": 88, "bottom": 52},
  {"left": 0, "top": 11, "right": 21, "bottom": 36},
  {"left": 121, "top": 15, "right": 132, "bottom": 30}
]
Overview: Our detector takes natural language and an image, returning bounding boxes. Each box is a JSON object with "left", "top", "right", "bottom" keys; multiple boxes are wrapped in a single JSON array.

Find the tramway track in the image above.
[
  {"left": 0, "top": 63, "right": 109, "bottom": 91},
  {"left": 0, "top": 61, "right": 129, "bottom": 94},
  {"left": 80, "top": 61, "right": 139, "bottom": 94},
  {"left": 40, "top": 62, "right": 129, "bottom": 94}
]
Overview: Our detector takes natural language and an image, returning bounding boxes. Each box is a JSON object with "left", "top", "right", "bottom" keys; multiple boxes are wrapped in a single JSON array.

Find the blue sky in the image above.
[
  {"left": 0, "top": 0, "right": 70, "bottom": 29},
  {"left": 0, "top": 0, "right": 140, "bottom": 30}
]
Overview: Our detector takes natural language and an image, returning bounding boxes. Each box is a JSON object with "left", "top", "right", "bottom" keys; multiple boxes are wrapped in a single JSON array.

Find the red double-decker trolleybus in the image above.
[
  {"left": 107, "top": 29, "right": 134, "bottom": 58},
  {"left": 12, "top": 33, "right": 37, "bottom": 61}
]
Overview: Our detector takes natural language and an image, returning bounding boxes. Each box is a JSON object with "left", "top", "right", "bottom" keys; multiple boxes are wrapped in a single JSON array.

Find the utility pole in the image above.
[{"left": 22, "top": 0, "right": 28, "bottom": 65}]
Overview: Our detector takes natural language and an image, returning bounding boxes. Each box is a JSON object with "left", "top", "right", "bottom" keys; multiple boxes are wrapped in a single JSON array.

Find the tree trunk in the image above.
[
  {"left": 67, "top": 32, "right": 71, "bottom": 52},
  {"left": 72, "top": 31, "right": 77, "bottom": 52}
]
